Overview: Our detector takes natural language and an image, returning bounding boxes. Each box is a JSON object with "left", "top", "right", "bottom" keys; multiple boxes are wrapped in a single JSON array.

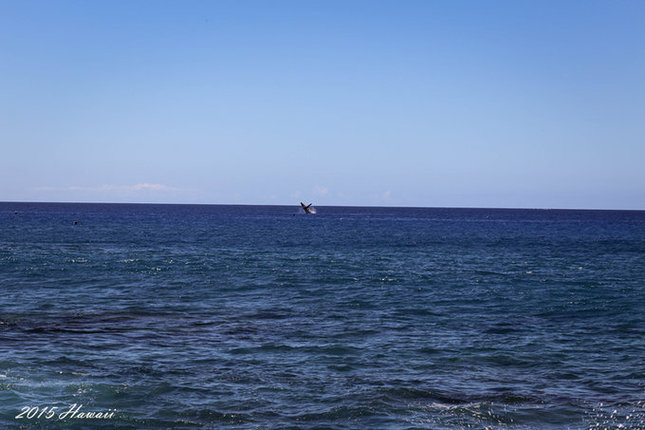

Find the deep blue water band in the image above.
[{"left": 1, "top": 203, "right": 644, "bottom": 428}]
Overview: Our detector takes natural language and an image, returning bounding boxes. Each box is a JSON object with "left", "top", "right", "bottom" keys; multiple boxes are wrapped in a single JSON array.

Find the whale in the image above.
[{"left": 300, "top": 202, "right": 315, "bottom": 214}]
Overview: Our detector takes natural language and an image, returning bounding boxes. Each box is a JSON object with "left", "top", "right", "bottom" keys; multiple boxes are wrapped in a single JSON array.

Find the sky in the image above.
[{"left": 1, "top": 0, "right": 643, "bottom": 209}]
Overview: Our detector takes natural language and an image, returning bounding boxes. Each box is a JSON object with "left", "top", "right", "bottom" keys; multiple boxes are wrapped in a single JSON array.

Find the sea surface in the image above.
[{"left": 1, "top": 202, "right": 644, "bottom": 429}]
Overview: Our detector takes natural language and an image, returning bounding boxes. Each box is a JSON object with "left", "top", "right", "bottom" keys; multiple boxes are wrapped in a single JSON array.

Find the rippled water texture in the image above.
[{"left": 1, "top": 203, "right": 644, "bottom": 429}]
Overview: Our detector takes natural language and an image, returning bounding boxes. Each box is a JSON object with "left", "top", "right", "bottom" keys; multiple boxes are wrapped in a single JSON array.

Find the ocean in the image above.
[{"left": 1, "top": 202, "right": 644, "bottom": 429}]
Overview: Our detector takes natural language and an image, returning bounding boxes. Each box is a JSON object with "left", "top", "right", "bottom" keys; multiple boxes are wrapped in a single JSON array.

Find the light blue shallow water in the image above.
[{"left": 1, "top": 203, "right": 644, "bottom": 429}]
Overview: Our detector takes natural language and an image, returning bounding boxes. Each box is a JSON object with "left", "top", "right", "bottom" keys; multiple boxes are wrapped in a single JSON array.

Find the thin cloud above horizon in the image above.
[{"left": 36, "top": 183, "right": 181, "bottom": 192}]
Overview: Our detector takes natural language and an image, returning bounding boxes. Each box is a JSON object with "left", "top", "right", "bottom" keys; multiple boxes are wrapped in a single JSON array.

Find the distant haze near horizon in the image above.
[{"left": 1, "top": 1, "right": 643, "bottom": 210}]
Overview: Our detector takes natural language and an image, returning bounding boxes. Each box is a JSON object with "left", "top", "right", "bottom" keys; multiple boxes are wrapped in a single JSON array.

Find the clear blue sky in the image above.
[{"left": 1, "top": 0, "right": 643, "bottom": 208}]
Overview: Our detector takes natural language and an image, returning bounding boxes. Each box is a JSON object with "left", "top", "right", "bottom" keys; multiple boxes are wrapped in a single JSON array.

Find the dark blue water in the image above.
[{"left": 1, "top": 203, "right": 644, "bottom": 429}]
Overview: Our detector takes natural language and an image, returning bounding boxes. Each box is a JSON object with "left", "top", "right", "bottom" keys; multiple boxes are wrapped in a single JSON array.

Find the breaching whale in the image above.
[{"left": 300, "top": 202, "right": 315, "bottom": 214}]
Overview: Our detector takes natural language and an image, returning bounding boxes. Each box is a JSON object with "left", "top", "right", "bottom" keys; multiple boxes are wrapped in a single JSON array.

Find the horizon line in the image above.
[{"left": 2, "top": 200, "right": 643, "bottom": 212}]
